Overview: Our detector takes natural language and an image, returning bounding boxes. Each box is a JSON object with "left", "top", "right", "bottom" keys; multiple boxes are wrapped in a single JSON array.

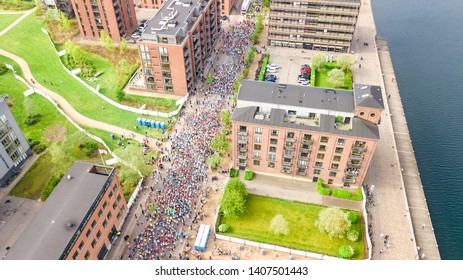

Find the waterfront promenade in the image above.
[{"left": 352, "top": 0, "right": 440, "bottom": 259}]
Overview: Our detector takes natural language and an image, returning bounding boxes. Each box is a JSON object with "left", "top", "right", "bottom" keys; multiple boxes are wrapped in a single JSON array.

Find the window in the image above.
[
  {"left": 158, "top": 47, "right": 168, "bottom": 55},
  {"left": 112, "top": 201, "right": 117, "bottom": 210},
  {"left": 331, "top": 163, "right": 339, "bottom": 170},
  {"left": 91, "top": 239, "right": 97, "bottom": 248},
  {"left": 287, "top": 132, "right": 295, "bottom": 138},
  {"left": 268, "top": 154, "right": 276, "bottom": 161},
  {"left": 333, "top": 155, "right": 341, "bottom": 162},
  {"left": 84, "top": 251, "right": 90, "bottom": 260},
  {"left": 98, "top": 209, "right": 103, "bottom": 217},
  {"left": 370, "top": 113, "right": 376, "bottom": 118},
  {"left": 72, "top": 251, "right": 79, "bottom": 260},
  {"left": 254, "top": 144, "right": 261, "bottom": 150},
  {"left": 253, "top": 152, "right": 260, "bottom": 159},
  {"left": 328, "top": 179, "right": 334, "bottom": 184},
  {"left": 319, "top": 145, "right": 326, "bottom": 151},
  {"left": 303, "top": 134, "right": 312, "bottom": 140},
  {"left": 269, "top": 146, "right": 277, "bottom": 153},
  {"left": 315, "top": 161, "right": 323, "bottom": 168},
  {"left": 359, "top": 111, "right": 365, "bottom": 116},
  {"left": 254, "top": 136, "right": 262, "bottom": 143},
  {"left": 107, "top": 212, "right": 112, "bottom": 220},
  {"left": 102, "top": 220, "right": 108, "bottom": 228},
  {"left": 268, "top": 162, "right": 275, "bottom": 168},
  {"left": 91, "top": 220, "right": 96, "bottom": 229},
  {"left": 298, "top": 160, "right": 307, "bottom": 166},
  {"left": 329, "top": 171, "right": 337, "bottom": 177},
  {"left": 337, "top": 138, "right": 346, "bottom": 146},
  {"left": 108, "top": 191, "right": 113, "bottom": 199},
  {"left": 85, "top": 229, "right": 91, "bottom": 238},
  {"left": 314, "top": 169, "right": 321, "bottom": 175},
  {"left": 121, "top": 206, "right": 125, "bottom": 213},
  {"left": 270, "top": 138, "right": 278, "bottom": 145},
  {"left": 253, "top": 160, "right": 260, "bottom": 166},
  {"left": 255, "top": 127, "right": 263, "bottom": 134},
  {"left": 335, "top": 147, "right": 344, "bottom": 154},
  {"left": 102, "top": 201, "right": 108, "bottom": 209},
  {"left": 321, "top": 136, "right": 329, "bottom": 143},
  {"left": 116, "top": 194, "right": 121, "bottom": 202},
  {"left": 117, "top": 212, "right": 122, "bottom": 220},
  {"left": 79, "top": 241, "right": 84, "bottom": 250},
  {"left": 239, "top": 125, "right": 247, "bottom": 132},
  {"left": 271, "top": 130, "right": 279, "bottom": 136},
  {"left": 96, "top": 230, "right": 102, "bottom": 239},
  {"left": 316, "top": 153, "right": 325, "bottom": 160}
]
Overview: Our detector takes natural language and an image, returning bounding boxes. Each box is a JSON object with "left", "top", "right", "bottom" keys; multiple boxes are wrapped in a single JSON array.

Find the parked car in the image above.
[
  {"left": 266, "top": 63, "right": 279, "bottom": 69},
  {"left": 300, "top": 66, "right": 312, "bottom": 74},
  {"left": 299, "top": 80, "right": 310, "bottom": 86},
  {"left": 266, "top": 68, "right": 277, "bottom": 73},
  {"left": 298, "top": 73, "right": 310, "bottom": 80},
  {"left": 265, "top": 74, "right": 277, "bottom": 81},
  {"left": 221, "top": 15, "right": 229, "bottom": 21},
  {"left": 265, "top": 78, "right": 276, "bottom": 82},
  {"left": 298, "top": 77, "right": 308, "bottom": 83}
]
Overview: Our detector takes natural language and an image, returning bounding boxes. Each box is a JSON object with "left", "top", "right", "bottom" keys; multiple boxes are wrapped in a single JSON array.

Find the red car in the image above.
[{"left": 300, "top": 66, "right": 312, "bottom": 74}]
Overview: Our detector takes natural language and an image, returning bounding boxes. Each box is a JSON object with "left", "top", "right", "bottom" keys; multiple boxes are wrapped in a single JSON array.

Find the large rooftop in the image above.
[
  {"left": 6, "top": 162, "right": 115, "bottom": 260},
  {"left": 142, "top": 0, "right": 207, "bottom": 40},
  {"left": 353, "top": 84, "right": 385, "bottom": 109}
]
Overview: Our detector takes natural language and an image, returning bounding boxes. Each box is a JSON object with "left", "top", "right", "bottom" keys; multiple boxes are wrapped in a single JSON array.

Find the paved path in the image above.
[
  {"left": 0, "top": 8, "right": 34, "bottom": 37},
  {"left": 352, "top": 0, "right": 439, "bottom": 259},
  {"left": 0, "top": 49, "right": 158, "bottom": 149}
]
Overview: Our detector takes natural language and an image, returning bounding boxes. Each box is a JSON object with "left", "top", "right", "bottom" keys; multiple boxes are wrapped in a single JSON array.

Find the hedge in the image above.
[
  {"left": 244, "top": 170, "right": 255, "bottom": 180},
  {"left": 229, "top": 168, "right": 239, "bottom": 178},
  {"left": 333, "top": 188, "right": 363, "bottom": 201},
  {"left": 316, "top": 178, "right": 330, "bottom": 196},
  {"left": 258, "top": 55, "right": 270, "bottom": 81}
]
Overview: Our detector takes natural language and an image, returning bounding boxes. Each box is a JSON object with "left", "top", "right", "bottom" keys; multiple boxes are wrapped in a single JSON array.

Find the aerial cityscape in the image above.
[{"left": 0, "top": 0, "right": 457, "bottom": 262}]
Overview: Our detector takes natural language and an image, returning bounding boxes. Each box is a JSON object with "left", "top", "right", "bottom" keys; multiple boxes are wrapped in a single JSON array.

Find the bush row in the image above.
[
  {"left": 316, "top": 178, "right": 330, "bottom": 196},
  {"left": 333, "top": 188, "right": 363, "bottom": 201},
  {"left": 258, "top": 54, "right": 270, "bottom": 81},
  {"left": 251, "top": 14, "right": 264, "bottom": 43},
  {"left": 244, "top": 170, "right": 255, "bottom": 180},
  {"left": 229, "top": 168, "right": 239, "bottom": 178}
]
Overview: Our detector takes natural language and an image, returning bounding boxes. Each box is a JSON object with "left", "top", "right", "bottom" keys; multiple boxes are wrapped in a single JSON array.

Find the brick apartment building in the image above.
[
  {"left": 6, "top": 162, "right": 128, "bottom": 260},
  {"left": 71, "top": 0, "right": 137, "bottom": 42},
  {"left": 268, "top": 0, "right": 361, "bottom": 52},
  {"left": 231, "top": 81, "right": 384, "bottom": 187},
  {"left": 0, "top": 96, "right": 31, "bottom": 188},
  {"left": 136, "top": 0, "right": 219, "bottom": 97},
  {"left": 139, "top": 0, "right": 232, "bottom": 16}
]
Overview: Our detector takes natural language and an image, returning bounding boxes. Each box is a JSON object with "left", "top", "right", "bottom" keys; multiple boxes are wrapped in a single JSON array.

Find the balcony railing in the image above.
[
  {"left": 281, "top": 169, "right": 292, "bottom": 174},
  {"left": 284, "top": 137, "right": 296, "bottom": 143},
  {"left": 237, "top": 154, "right": 247, "bottom": 160},
  {"left": 349, "top": 154, "right": 364, "bottom": 161},
  {"left": 238, "top": 147, "right": 247, "bottom": 153},
  {"left": 237, "top": 162, "right": 247, "bottom": 167},
  {"left": 300, "top": 147, "right": 311, "bottom": 153},
  {"left": 299, "top": 155, "right": 309, "bottom": 161},
  {"left": 282, "top": 161, "right": 292, "bottom": 167},
  {"left": 237, "top": 139, "right": 247, "bottom": 144},
  {"left": 282, "top": 154, "right": 293, "bottom": 159},
  {"left": 297, "top": 172, "right": 307, "bottom": 176},
  {"left": 342, "top": 177, "right": 356, "bottom": 184},
  {"left": 347, "top": 163, "right": 361, "bottom": 169},
  {"left": 352, "top": 146, "right": 367, "bottom": 153},
  {"left": 344, "top": 170, "right": 359, "bottom": 177},
  {"left": 302, "top": 138, "right": 313, "bottom": 144},
  {"left": 238, "top": 131, "right": 247, "bottom": 136}
]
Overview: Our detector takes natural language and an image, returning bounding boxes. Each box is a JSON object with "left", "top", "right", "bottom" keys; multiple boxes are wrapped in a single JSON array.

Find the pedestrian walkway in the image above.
[
  {"left": 0, "top": 8, "right": 34, "bottom": 37},
  {"left": 0, "top": 49, "right": 158, "bottom": 149}
]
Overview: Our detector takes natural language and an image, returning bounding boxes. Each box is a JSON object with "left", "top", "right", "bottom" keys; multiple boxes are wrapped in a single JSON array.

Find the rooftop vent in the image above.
[{"left": 361, "top": 86, "right": 368, "bottom": 90}]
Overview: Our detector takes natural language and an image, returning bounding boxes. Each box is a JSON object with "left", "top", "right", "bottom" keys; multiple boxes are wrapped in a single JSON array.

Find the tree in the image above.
[
  {"left": 114, "top": 144, "right": 152, "bottom": 176},
  {"left": 269, "top": 214, "right": 289, "bottom": 235},
  {"left": 206, "top": 154, "right": 221, "bottom": 169},
  {"left": 0, "top": 62, "right": 7, "bottom": 75},
  {"left": 315, "top": 207, "right": 352, "bottom": 239},
  {"left": 58, "top": 10, "right": 71, "bottom": 31},
  {"left": 335, "top": 54, "right": 354, "bottom": 71},
  {"left": 338, "top": 245, "right": 355, "bottom": 259},
  {"left": 220, "top": 178, "right": 248, "bottom": 219},
  {"left": 116, "top": 89, "right": 126, "bottom": 101},
  {"left": 220, "top": 110, "right": 232, "bottom": 130},
  {"left": 347, "top": 229, "right": 359, "bottom": 242},
  {"left": 100, "top": 30, "right": 114, "bottom": 52},
  {"left": 119, "top": 38, "right": 128, "bottom": 54},
  {"left": 218, "top": 224, "right": 230, "bottom": 232},
  {"left": 327, "top": 68, "right": 345, "bottom": 88},
  {"left": 211, "top": 132, "right": 229, "bottom": 155},
  {"left": 311, "top": 52, "right": 326, "bottom": 70}
]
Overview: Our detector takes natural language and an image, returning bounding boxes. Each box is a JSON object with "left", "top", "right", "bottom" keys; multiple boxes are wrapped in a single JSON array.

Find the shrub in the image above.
[
  {"left": 207, "top": 154, "right": 221, "bottom": 169},
  {"left": 116, "top": 89, "right": 126, "bottom": 101},
  {"left": 229, "top": 168, "right": 239, "bottom": 178},
  {"left": 269, "top": 214, "right": 289, "bottom": 235},
  {"left": 335, "top": 116, "right": 344, "bottom": 123},
  {"left": 33, "top": 144, "right": 47, "bottom": 154},
  {"left": 85, "top": 142, "right": 98, "bottom": 156},
  {"left": 23, "top": 115, "right": 40, "bottom": 126},
  {"left": 218, "top": 224, "right": 230, "bottom": 233},
  {"left": 258, "top": 55, "right": 269, "bottom": 81},
  {"left": 41, "top": 176, "right": 61, "bottom": 201},
  {"left": 244, "top": 170, "right": 254, "bottom": 180},
  {"left": 220, "top": 178, "right": 248, "bottom": 219},
  {"left": 338, "top": 245, "right": 355, "bottom": 259},
  {"left": 333, "top": 188, "right": 363, "bottom": 201},
  {"left": 347, "top": 230, "right": 360, "bottom": 242},
  {"left": 347, "top": 211, "right": 358, "bottom": 224},
  {"left": 316, "top": 178, "right": 330, "bottom": 195},
  {"left": 0, "top": 62, "right": 7, "bottom": 75}
]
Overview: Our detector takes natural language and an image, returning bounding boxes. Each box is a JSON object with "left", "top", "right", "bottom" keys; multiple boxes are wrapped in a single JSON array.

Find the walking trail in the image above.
[
  {"left": 0, "top": 49, "right": 157, "bottom": 149},
  {"left": 0, "top": 8, "right": 35, "bottom": 37}
]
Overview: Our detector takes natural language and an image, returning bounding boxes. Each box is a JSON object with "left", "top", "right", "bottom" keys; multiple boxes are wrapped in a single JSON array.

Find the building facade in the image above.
[
  {"left": 136, "top": 0, "right": 219, "bottom": 97},
  {"left": 6, "top": 162, "right": 128, "bottom": 260},
  {"left": 71, "top": 0, "right": 137, "bottom": 41},
  {"left": 0, "top": 96, "right": 31, "bottom": 188},
  {"left": 268, "top": 0, "right": 361, "bottom": 52},
  {"left": 231, "top": 81, "right": 384, "bottom": 187},
  {"left": 218, "top": 0, "right": 233, "bottom": 16},
  {"left": 42, "top": 0, "right": 75, "bottom": 18}
]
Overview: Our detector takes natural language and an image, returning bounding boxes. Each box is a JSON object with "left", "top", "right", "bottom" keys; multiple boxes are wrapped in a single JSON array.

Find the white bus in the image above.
[{"left": 241, "top": 0, "right": 252, "bottom": 14}]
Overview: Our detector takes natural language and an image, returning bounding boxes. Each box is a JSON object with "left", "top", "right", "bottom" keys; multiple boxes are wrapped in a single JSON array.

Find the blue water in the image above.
[{"left": 372, "top": 0, "right": 463, "bottom": 259}]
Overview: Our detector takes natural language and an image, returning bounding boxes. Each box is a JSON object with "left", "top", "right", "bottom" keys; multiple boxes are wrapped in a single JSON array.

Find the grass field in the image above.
[
  {"left": 220, "top": 195, "right": 365, "bottom": 259},
  {"left": 0, "top": 13, "right": 168, "bottom": 134},
  {"left": 0, "top": 13, "right": 22, "bottom": 31}
]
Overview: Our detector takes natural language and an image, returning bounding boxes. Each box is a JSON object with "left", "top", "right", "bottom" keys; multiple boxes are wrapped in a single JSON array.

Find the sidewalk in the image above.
[{"left": 0, "top": 8, "right": 34, "bottom": 37}]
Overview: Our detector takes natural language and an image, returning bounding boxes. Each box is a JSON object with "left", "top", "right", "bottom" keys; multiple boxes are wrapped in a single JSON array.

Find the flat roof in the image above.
[
  {"left": 238, "top": 80, "right": 355, "bottom": 113},
  {"left": 142, "top": 0, "right": 203, "bottom": 38},
  {"left": 232, "top": 106, "right": 380, "bottom": 140},
  {"left": 353, "top": 84, "right": 385, "bottom": 109},
  {"left": 6, "top": 162, "right": 114, "bottom": 260}
]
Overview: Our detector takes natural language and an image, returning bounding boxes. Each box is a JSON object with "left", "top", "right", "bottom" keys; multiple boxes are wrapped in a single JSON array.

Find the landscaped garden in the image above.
[
  {"left": 0, "top": 0, "right": 35, "bottom": 11},
  {"left": 0, "top": 13, "right": 169, "bottom": 135},
  {"left": 218, "top": 183, "right": 365, "bottom": 259},
  {"left": 0, "top": 13, "right": 22, "bottom": 31},
  {"left": 311, "top": 53, "right": 354, "bottom": 90}
]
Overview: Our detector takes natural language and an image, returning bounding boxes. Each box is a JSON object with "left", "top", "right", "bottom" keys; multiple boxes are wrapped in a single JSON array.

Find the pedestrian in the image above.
[{"left": 359, "top": 64, "right": 362, "bottom": 68}]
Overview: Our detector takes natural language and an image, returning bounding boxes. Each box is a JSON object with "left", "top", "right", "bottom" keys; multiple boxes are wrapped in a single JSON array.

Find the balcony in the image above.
[
  {"left": 282, "top": 161, "right": 292, "bottom": 167},
  {"left": 297, "top": 172, "right": 307, "bottom": 176},
  {"left": 237, "top": 154, "right": 247, "bottom": 160},
  {"left": 353, "top": 146, "right": 367, "bottom": 153},
  {"left": 349, "top": 154, "right": 364, "bottom": 161},
  {"left": 282, "top": 154, "right": 293, "bottom": 159},
  {"left": 238, "top": 131, "right": 247, "bottom": 136},
  {"left": 302, "top": 138, "right": 313, "bottom": 144},
  {"left": 344, "top": 170, "right": 359, "bottom": 177},
  {"left": 299, "top": 155, "right": 309, "bottom": 161},
  {"left": 237, "top": 138, "right": 247, "bottom": 144},
  {"left": 284, "top": 137, "right": 296, "bottom": 143},
  {"left": 281, "top": 169, "right": 292, "bottom": 174},
  {"left": 347, "top": 163, "right": 361, "bottom": 169},
  {"left": 284, "top": 116, "right": 320, "bottom": 127},
  {"left": 238, "top": 147, "right": 247, "bottom": 153},
  {"left": 297, "top": 163, "right": 308, "bottom": 169},
  {"left": 300, "top": 147, "right": 311, "bottom": 153},
  {"left": 342, "top": 177, "right": 356, "bottom": 184},
  {"left": 237, "top": 162, "right": 247, "bottom": 168}
]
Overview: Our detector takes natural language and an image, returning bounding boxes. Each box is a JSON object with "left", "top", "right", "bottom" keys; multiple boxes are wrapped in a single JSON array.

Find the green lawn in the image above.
[
  {"left": 0, "top": 13, "right": 22, "bottom": 31},
  {"left": 0, "top": 13, "right": 168, "bottom": 134},
  {"left": 220, "top": 195, "right": 365, "bottom": 259}
]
